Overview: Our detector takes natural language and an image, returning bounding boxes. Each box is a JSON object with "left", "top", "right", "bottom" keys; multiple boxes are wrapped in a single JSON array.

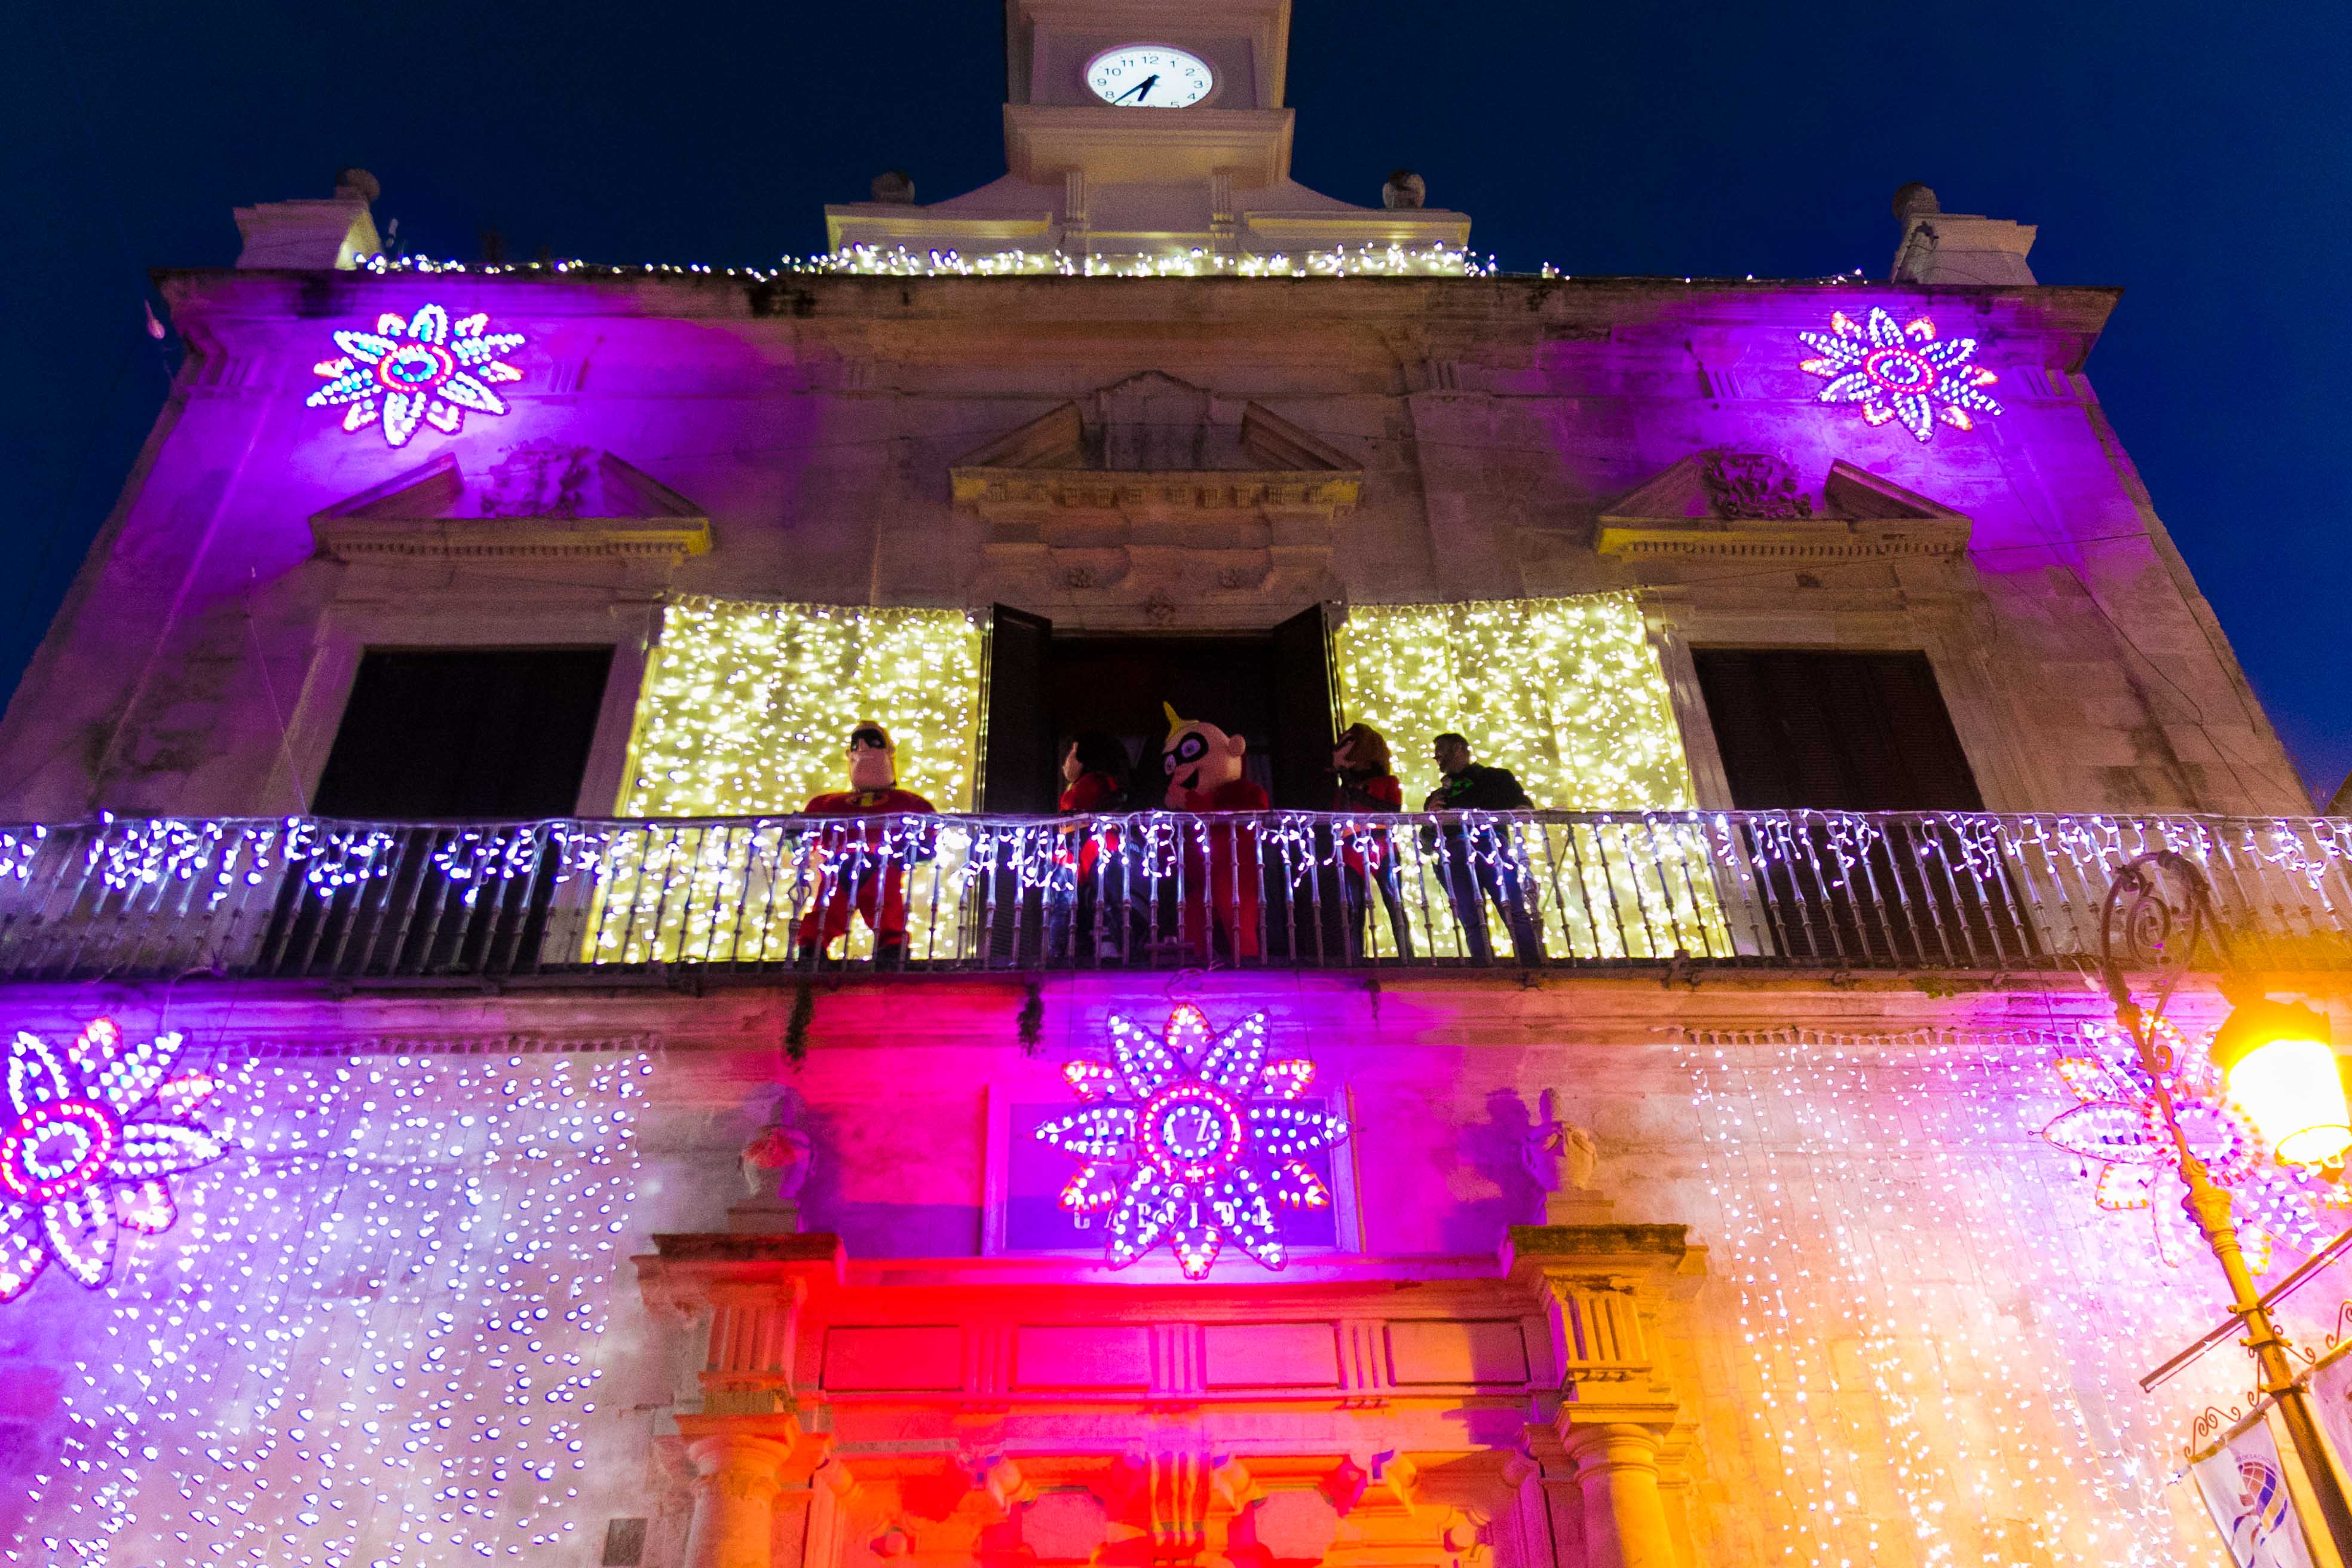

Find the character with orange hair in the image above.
[{"left": 1158, "top": 703, "right": 1269, "bottom": 960}]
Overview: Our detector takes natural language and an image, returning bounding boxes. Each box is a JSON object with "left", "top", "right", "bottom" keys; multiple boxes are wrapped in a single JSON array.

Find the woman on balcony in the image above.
[
  {"left": 1052, "top": 732, "right": 1131, "bottom": 961},
  {"left": 1330, "top": 723, "right": 1413, "bottom": 961}
]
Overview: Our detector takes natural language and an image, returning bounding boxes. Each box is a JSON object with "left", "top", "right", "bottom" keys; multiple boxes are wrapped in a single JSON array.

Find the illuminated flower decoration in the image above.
[
  {"left": 1035, "top": 1006, "right": 1348, "bottom": 1279},
  {"left": 2040, "top": 1018, "right": 2342, "bottom": 1272},
  {"left": 0, "top": 1018, "right": 222, "bottom": 1300},
  {"left": 305, "top": 304, "right": 525, "bottom": 448},
  {"left": 1798, "top": 307, "right": 2002, "bottom": 442}
]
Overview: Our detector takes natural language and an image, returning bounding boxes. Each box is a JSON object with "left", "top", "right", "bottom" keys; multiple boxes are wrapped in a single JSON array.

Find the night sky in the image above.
[{"left": 13, "top": 1, "right": 2348, "bottom": 801}]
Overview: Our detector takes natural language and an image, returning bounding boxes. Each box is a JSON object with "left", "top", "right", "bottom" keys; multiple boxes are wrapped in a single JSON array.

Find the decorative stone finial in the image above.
[
  {"left": 1382, "top": 169, "right": 1426, "bottom": 211},
  {"left": 733, "top": 1089, "right": 813, "bottom": 1233},
  {"left": 1523, "top": 1088, "right": 1610, "bottom": 1223},
  {"left": 1891, "top": 182, "right": 1940, "bottom": 221},
  {"left": 870, "top": 170, "right": 916, "bottom": 205}
]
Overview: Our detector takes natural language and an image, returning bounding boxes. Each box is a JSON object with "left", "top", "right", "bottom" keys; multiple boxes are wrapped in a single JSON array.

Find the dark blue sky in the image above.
[{"left": 13, "top": 1, "right": 2348, "bottom": 801}]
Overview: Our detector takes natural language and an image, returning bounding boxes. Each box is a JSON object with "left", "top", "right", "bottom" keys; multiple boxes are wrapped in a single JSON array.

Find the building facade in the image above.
[{"left": 0, "top": 4, "right": 2345, "bottom": 1566}]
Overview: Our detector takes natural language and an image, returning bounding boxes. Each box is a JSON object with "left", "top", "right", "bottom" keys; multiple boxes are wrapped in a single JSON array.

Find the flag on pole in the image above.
[{"left": 2192, "top": 1414, "right": 2317, "bottom": 1568}]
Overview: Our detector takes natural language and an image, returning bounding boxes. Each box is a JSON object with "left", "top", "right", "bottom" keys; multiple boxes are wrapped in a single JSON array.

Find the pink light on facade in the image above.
[
  {"left": 304, "top": 303, "right": 526, "bottom": 447},
  {"left": 1799, "top": 305, "right": 2002, "bottom": 442},
  {"left": 1035, "top": 1006, "right": 1348, "bottom": 1279},
  {"left": 2040, "top": 1017, "right": 2345, "bottom": 1272},
  {"left": 0, "top": 1018, "right": 222, "bottom": 1300}
]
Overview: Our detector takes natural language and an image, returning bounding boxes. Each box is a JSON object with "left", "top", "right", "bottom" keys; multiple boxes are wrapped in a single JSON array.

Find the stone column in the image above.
[
  {"left": 683, "top": 1434, "right": 793, "bottom": 1568},
  {"left": 1563, "top": 1423, "right": 1676, "bottom": 1568}
]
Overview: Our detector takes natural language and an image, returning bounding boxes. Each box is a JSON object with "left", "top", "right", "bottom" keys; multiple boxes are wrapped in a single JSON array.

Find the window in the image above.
[
  {"left": 312, "top": 648, "right": 614, "bottom": 819},
  {"left": 1692, "top": 649, "right": 2032, "bottom": 966},
  {"left": 1691, "top": 648, "right": 1982, "bottom": 810}
]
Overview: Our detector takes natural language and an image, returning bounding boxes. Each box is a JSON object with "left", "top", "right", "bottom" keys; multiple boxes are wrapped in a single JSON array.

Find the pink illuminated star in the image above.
[
  {"left": 1035, "top": 1006, "right": 1348, "bottom": 1279},
  {"left": 305, "top": 304, "right": 526, "bottom": 448},
  {"left": 0, "top": 1018, "right": 223, "bottom": 1300},
  {"left": 1798, "top": 306, "right": 2002, "bottom": 442}
]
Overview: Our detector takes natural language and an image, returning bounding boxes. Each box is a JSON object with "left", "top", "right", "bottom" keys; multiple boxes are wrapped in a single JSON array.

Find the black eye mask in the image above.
[{"left": 1163, "top": 732, "right": 1209, "bottom": 776}]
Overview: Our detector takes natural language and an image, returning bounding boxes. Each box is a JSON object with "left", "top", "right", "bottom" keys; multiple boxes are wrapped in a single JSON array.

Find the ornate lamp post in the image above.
[{"left": 2101, "top": 852, "right": 2352, "bottom": 1561}]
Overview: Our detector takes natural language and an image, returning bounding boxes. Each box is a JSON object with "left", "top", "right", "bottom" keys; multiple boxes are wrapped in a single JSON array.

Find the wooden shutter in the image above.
[
  {"left": 1691, "top": 648, "right": 1983, "bottom": 811},
  {"left": 1267, "top": 602, "right": 1340, "bottom": 808},
  {"left": 979, "top": 604, "right": 1055, "bottom": 813}
]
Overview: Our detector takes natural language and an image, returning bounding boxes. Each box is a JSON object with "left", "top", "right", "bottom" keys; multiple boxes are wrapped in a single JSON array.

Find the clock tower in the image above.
[{"left": 825, "top": 0, "right": 1471, "bottom": 262}]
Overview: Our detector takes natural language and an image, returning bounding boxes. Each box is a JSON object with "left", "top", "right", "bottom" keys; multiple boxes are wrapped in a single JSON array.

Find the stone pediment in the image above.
[
  {"left": 950, "top": 373, "right": 1362, "bottom": 522},
  {"left": 311, "top": 444, "right": 713, "bottom": 564},
  {"left": 1595, "top": 450, "right": 1969, "bottom": 561}
]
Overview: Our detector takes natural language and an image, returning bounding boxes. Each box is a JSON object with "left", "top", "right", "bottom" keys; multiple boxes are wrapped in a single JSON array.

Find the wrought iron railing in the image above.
[{"left": 0, "top": 811, "right": 2348, "bottom": 984}]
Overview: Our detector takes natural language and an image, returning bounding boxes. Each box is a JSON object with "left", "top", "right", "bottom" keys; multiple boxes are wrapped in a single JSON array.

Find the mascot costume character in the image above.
[
  {"left": 796, "top": 720, "right": 936, "bottom": 964},
  {"left": 1159, "top": 702, "right": 1270, "bottom": 960}
]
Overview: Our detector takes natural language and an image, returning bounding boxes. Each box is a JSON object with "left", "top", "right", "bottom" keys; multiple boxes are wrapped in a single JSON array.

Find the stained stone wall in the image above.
[
  {"left": 0, "top": 980, "right": 2273, "bottom": 1566},
  {"left": 0, "top": 273, "right": 2305, "bottom": 821}
]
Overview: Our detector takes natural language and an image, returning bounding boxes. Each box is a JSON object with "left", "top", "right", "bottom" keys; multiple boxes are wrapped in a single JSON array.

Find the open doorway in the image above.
[{"left": 980, "top": 605, "right": 1337, "bottom": 811}]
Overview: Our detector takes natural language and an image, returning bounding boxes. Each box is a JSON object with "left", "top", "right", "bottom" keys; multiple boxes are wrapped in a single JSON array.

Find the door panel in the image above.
[
  {"left": 981, "top": 605, "right": 1056, "bottom": 813},
  {"left": 1268, "top": 602, "right": 1340, "bottom": 809}
]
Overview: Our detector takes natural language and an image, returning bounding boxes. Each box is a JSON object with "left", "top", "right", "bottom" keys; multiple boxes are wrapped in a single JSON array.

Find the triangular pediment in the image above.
[
  {"left": 1596, "top": 450, "right": 1968, "bottom": 561},
  {"left": 950, "top": 374, "right": 1361, "bottom": 520},
  {"left": 311, "top": 445, "right": 711, "bottom": 564}
]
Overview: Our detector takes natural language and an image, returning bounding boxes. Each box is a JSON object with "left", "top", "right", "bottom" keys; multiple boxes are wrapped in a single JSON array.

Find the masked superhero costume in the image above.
[
  {"left": 1159, "top": 703, "right": 1269, "bottom": 960},
  {"left": 796, "top": 721, "right": 936, "bottom": 962}
]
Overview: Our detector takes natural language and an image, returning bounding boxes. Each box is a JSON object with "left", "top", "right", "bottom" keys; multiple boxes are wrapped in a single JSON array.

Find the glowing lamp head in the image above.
[{"left": 2210, "top": 999, "right": 2349, "bottom": 1169}]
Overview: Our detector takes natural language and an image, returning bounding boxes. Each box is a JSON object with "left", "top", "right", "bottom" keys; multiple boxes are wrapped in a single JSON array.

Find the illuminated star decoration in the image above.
[
  {"left": 0, "top": 1018, "right": 222, "bottom": 1300},
  {"left": 2039, "top": 1018, "right": 2343, "bottom": 1273},
  {"left": 1797, "top": 306, "right": 2002, "bottom": 442},
  {"left": 1035, "top": 1006, "right": 1348, "bottom": 1279},
  {"left": 305, "top": 303, "right": 525, "bottom": 448}
]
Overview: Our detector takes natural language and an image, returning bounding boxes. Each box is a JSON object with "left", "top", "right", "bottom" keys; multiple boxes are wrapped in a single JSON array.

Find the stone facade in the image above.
[
  {"left": 0, "top": 271, "right": 2303, "bottom": 822},
  {"left": 0, "top": 7, "right": 2328, "bottom": 1567}
]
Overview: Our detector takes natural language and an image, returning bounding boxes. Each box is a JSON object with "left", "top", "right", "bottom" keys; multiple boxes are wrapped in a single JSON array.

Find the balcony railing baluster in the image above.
[{"left": 1, "top": 810, "right": 2347, "bottom": 983}]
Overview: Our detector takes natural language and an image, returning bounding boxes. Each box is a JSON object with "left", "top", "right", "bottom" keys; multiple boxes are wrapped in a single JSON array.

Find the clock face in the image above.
[{"left": 1085, "top": 45, "right": 1214, "bottom": 108}]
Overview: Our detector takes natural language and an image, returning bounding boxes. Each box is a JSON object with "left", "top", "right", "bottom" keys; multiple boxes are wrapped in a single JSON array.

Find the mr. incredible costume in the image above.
[
  {"left": 796, "top": 720, "right": 935, "bottom": 963},
  {"left": 1159, "top": 703, "right": 1269, "bottom": 960}
]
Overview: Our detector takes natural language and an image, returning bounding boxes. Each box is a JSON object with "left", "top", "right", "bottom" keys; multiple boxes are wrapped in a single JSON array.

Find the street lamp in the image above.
[{"left": 2099, "top": 852, "right": 2352, "bottom": 1564}]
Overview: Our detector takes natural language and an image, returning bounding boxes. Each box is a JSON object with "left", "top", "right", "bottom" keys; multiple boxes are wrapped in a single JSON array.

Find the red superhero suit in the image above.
[
  {"left": 796, "top": 722, "right": 936, "bottom": 959},
  {"left": 1159, "top": 703, "right": 1267, "bottom": 960}
]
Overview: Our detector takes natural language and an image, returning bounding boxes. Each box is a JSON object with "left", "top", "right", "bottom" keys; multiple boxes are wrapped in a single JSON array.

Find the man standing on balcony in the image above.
[
  {"left": 1422, "top": 733, "right": 1545, "bottom": 966},
  {"left": 795, "top": 721, "right": 936, "bottom": 968}
]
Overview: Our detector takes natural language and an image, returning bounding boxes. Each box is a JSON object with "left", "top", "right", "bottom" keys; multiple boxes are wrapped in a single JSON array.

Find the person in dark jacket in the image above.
[
  {"left": 1051, "top": 731, "right": 1130, "bottom": 960},
  {"left": 1330, "top": 722, "right": 1412, "bottom": 960},
  {"left": 1421, "top": 732, "right": 1544, "bottom": 965}
]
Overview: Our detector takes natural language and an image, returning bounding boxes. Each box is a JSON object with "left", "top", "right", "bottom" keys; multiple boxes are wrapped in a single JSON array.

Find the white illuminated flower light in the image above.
[
  {"left": 1798, "top": 306, "right": 2002, "bottom": 442},
  {"left": 1036, "top": 1006, "right": 1348, "bottom": 1279},
  {"left": 305, "top": 303, "right": 526, "bottom": 447},
  {"left": 0, "top": 1017, "right": 222, "bottom": 1300}
]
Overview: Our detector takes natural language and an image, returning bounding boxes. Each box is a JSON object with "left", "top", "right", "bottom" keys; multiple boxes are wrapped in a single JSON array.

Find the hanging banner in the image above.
[
  {"left": 2192, "top": 1413, "right": 2317, "bottom": 1568},
  {"left": 2310, "top": 1344, "right": 2352, "bottom": 1481}
]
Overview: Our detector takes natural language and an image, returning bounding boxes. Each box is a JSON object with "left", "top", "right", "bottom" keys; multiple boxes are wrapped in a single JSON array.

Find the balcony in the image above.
[{"left": 0, "top": 810, "right": 2347, "bottom": 987}]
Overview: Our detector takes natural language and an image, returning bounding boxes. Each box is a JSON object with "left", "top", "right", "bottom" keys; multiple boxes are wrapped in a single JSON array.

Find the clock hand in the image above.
[{"left": 1117, "top": 73, "right": 1159, "bottom": 104}]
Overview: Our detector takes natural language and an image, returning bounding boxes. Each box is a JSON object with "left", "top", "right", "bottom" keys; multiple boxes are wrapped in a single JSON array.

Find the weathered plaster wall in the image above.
[
  {"left": 0, "top": 272, "right": 2304, "bottom": 821},
  {"left": 0, "top": 978, "right": 2286, "bottom": 1564}
]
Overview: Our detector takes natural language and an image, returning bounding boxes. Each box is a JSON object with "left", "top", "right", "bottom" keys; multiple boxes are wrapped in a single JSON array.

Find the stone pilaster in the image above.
[
  {"left": 1560, "top": 1422, "right": 1677, "bottom": 1568},
  {"left": 683, "top": 1434, "right": 794, "bottom": 1568}
]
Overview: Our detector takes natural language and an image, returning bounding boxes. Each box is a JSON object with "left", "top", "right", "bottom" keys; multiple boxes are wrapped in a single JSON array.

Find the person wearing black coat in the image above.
[{"left": 1420, "top": 733, "right": 1545, "bottom": 966}]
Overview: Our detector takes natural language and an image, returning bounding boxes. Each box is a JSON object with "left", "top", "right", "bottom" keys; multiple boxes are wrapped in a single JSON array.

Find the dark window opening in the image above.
[
  {"left": 1692, "top": 648, "right": 2032, "bottom": 966},
  {"left": 1692, "top": 647, "right": 1983, "bottom": 811},
  {"left": 981, "top": 604, "right": 1336, "bottom": 811},
  {"left": 311, "top": 647, "right": 614, "bottom": 820}
]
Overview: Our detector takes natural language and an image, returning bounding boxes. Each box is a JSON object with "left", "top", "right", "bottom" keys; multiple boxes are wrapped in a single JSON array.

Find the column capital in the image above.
[{"left": 688, "top": 1432, "right": 795, "bottom": 1503}]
